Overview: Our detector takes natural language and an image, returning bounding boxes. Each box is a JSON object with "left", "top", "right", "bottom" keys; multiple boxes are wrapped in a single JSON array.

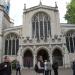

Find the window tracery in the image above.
[
  {"left": 5, "top": 33, "right": 19, "bottom": 55},
  {"left": 32, "top": 12, "right": 51, "bottom": 40},
  {"left": 66, "top": 31, "right": 75, "bottom": 53}
]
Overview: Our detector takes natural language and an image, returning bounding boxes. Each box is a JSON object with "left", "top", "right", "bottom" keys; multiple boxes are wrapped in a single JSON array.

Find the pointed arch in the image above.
[
  {"left": 36, "top": 46, "right": 49, "bottom": 61},
  {"left": 52, "top": 47, "right": 63, "bottom": 66},
  {"left": 4, "top": 33, "right": 19, "bottom": 55},
  {"left": 23, "top": 49, "right": 33, "bottom": 68},
  {"left": 32, "top": 12, "right": 51, "bottom": 40}
]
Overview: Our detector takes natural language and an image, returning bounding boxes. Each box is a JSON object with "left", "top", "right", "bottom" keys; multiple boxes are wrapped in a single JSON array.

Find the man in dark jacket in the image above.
[
  {"left": 0, "top": 56, "right": 11, "bottom": 75},
  {"left": 52, "top": 62, "right": 58, "bottom": 75},
  {"left": 16, "top": 60, "right": 21, "bottom": 75},
  {"left": 0, "top": 62, "right": 4, "bottom": 75},
  {"left": 72, "top": 61, "right": 75, "bottom": 75}
]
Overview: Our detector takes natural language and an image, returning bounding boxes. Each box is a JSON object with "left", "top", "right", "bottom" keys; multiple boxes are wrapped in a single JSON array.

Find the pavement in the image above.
[{"left": 12, "top": 68, "right": 73, "bottom": 75}]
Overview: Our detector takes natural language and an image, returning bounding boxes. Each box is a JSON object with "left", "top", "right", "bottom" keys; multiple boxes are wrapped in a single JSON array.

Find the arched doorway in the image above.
[
  {"left": 23, "top": 50, "right": 33, "bottom": 68},
  {"left": 52, "top": 48, "right": 63, "bottom": 66},
  {"left": 37, "top": 49, "right": 49, "bottom": 61}
]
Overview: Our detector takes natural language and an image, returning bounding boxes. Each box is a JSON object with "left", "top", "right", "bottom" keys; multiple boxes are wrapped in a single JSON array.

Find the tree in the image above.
[{"left": 65, "top": 0, "right": 75, "bottom": 24}]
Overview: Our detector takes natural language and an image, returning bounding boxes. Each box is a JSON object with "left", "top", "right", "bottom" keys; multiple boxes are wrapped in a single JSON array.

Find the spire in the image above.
[
  {"left": 39, "top": 0, "right": 42, "bottom": 5},
  {"left": 55, "top": 2, "right": 58, "bottom": 8}
]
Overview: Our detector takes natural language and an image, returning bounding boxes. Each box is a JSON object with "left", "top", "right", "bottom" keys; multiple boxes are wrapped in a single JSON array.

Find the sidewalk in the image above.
[{"left": 12, "top": 68, "right": 73, "bottom": 75}]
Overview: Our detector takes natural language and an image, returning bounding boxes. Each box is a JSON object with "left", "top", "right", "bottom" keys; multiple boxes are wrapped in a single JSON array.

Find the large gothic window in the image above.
[
  {"left": 66, "top": 31, "right": 75, "bottom": 53},
  {"left": 32, "top": 12, "right": 51, "bottom": 40},
  {"left": 5, "top": 33, "right": 19, "bottom": 55}
]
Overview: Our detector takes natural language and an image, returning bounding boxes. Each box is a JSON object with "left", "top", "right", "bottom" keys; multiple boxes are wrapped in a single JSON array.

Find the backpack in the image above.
[
  {"left": 34, "top": 64, "right": 38, "bottom": 72},
  {"left": 34, "top": 63, "right": 44, "bottom": 73}
]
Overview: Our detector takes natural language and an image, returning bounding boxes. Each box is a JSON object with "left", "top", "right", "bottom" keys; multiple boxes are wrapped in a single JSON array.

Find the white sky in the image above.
[{"left": 9, "top": 0, "right": 71, "bottom": 26}]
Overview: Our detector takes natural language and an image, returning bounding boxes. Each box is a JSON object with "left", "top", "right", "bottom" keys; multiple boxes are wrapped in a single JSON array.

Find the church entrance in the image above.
[
  {"left": 23, "top": 50, "right": 33, "bottom": 68},
  {"left": 37, "top": 49, "right": 49, "bottom": 61},
  {"left": 52, "top": 48, "right": 63, "bottom": 66}
]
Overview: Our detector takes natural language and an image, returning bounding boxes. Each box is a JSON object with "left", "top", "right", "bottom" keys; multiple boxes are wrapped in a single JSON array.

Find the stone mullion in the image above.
[
  {"left": 47, "top": 22, "right": 48, "bottom": 38},
  {"left": 14, "top": 39, "right": 16, "bottom": 55},
  {"left": 69, "top": 36, "right": 71, "bottom": 53},
  {"left": 35, "top": 21, "right": 36, "bottom": 38},
  {"left": 7, "top": 39, "right": 9, "bottom": 55},
  {"left": 15, "top": 39, "right": 16, "bottom": 55},
  {"left": 11, "top": 39, "right": 13, "bottom": 55},
  {"left": 72, "top": 36, "right": 74, "bottom": 53},
  {"left": 43, "top": 16, "right": 45, "bottom": 40},
  {"left": 39, "top": 21, "right": 40, "bottom": 40},
  {"left": 38, "top": 14, "right": 40, "bottom": 40},
  {"left": 34, "top": 22, "right": 36, "bottom": 39}
]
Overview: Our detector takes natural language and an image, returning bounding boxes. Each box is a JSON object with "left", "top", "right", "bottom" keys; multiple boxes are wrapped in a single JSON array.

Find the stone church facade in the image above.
[{"left": 0, "top": 1, "right": 75, "bottom": 69}]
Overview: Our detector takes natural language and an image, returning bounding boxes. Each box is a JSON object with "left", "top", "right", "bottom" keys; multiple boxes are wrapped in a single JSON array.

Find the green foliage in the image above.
[
  {"left": 11, "top": 60, "right": 16, "bottom": 69},
  {"left": 65, "top": 0, "right": 75, "bottom": 24}
]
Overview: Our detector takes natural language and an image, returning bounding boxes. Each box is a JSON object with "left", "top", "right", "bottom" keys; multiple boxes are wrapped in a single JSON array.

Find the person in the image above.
[
  {"left": 16, "top": 60, "right": 21, "bottom": 75},
  {"left": 48, "top": 60, "right": 51, "bottom": 75},
  {"left": 52, "top": 61, "right": 58, "bottom": 75},
  {"left": 72, "top": 61, "right": 75, "bottom": 75},
  {"left": 37, "top": 56, "right": 44, "bottom": 74},
  {"left": 0, "top": 56, "right": 11, "bottom": 75},
  {"left": 44, "top": 60, "right": 49, "bottom": 75},
  {"left": 0, "top": 61, "right": 4, "bottom": 75}
]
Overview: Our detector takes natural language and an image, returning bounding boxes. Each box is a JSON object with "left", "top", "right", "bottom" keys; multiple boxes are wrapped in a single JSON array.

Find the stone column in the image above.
[
  {"left": 64, "top": 53, "right": 70, "bottom": 68},
  {"left": 0, "top": 36, "right": 2, "bottom": 63},
  {"left": 49, "top": 44, "right": 52, "bottom": 65},
  {"left": 17, "top": 45, "right": 23, "bottom": 69},
  {"left": 0, "top": 5, "right": 4, "bottom": 63},
  {"left": 17, "top": 53, "right": 23, "bottom": 69},
  {"left": 33, "top": 53, "right": 36, "bottom": 67},
  {"left": 50, "top": 52, "right": 52, "bottom": 65},
  {"left": 64, "top": 47, "right": 70, "bottom": 68},
  {"left": 33, "top": 46, "right": 36, "bottom": 67}
]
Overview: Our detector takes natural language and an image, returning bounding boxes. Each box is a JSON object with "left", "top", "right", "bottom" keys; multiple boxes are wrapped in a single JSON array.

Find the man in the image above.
[
  {"left": 72, "top": 61, "right": 75, "bottom": 75},
  {"left": 52, "top": 62, "right": 58, "bottom": 75},
  {"left": 0, "top": 62, "right": 3, "bottom": 75},
  {"left": 48, "top": 60, "right": 51, "bottom": 75},
  {"left": 44, "top": 60, "right": 49, "bottom": 75},
  {"left": 16, "top": 60, "right": 21, "bottom": 75},
  {"left": 37, "top": 56, "right": 44, "bottom": 74},
  {"left": 0, "top": 56, "right": 11, "bottom": 75}
]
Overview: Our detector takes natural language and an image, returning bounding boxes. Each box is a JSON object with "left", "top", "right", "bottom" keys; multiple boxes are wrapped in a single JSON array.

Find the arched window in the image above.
[
  {"left": 32, "top": 12, "right": 51, "bottom": 40},
  {"left": 5, "top": 33, "right": 19, "bottom": 55},
  {"left": 66, "top": 31, "right": 75, "bottom": 53}
]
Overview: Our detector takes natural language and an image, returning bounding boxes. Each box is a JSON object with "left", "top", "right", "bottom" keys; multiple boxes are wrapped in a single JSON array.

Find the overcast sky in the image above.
[{"left": 9, "top": 0, "right": 71, "bottom": 26}]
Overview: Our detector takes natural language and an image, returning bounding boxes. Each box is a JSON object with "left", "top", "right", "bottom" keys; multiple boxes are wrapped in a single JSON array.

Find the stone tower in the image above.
[{"left": 0, "top": 0, "right": 13, "bottom": 62}]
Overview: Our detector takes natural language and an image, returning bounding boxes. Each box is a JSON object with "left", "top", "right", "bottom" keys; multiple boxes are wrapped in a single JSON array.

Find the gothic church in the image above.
[{"left": 0, "top": 0, "right": 75, "bottom": 69}]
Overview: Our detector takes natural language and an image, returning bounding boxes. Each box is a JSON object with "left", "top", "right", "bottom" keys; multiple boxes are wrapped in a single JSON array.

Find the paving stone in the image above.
[{"left": 12, "top": 68, "right": 73, "bottom": 75}]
